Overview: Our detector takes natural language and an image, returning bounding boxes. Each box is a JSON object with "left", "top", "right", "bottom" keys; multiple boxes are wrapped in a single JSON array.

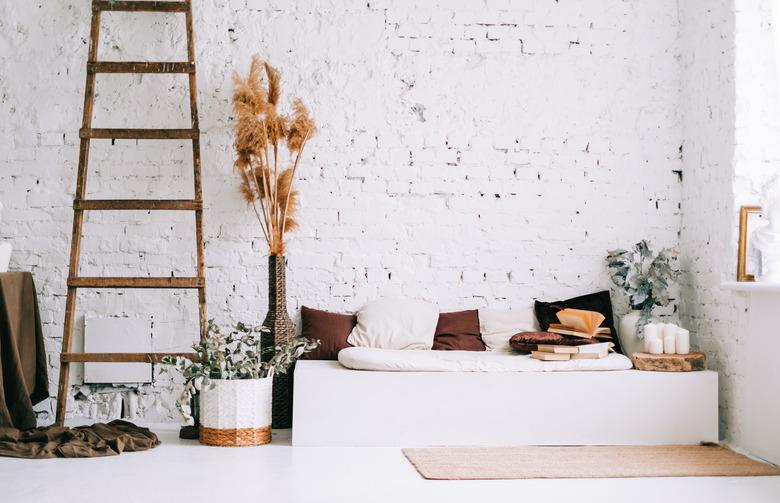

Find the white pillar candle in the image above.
[
  {"left": 644, "top": 324, "right": 659, "bottom": 339},
  {"left": 649, "top": 338, "right": 664, "bottom": 355},
  {"left": 663, "top": 323, "right": 678, "bottom": 340},
  {"left": 663, "top": 334, "right": 676, "bottom": 354},
  {"left": 643, "top": 324, "right": 659, "bottom": 352},
  {"left": 676, "top": 328, "right": 690, "bottom": 355}
]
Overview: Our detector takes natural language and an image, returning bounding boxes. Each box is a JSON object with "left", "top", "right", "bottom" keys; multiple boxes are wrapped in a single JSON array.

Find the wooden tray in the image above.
[{"left": 632, "top": 352, "right": 706, "bottom": 372}]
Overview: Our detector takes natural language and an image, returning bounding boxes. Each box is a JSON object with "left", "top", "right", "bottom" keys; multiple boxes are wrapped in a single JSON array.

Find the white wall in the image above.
[
  {"left": 726, "top": 0, "right": 780, "bottom": 465},
  {"left": 678, "top": 0, "right": 743, "bottom": 443},
  {"left": 736, "top": 293, "right": 780, "bottom": 464},
  {"left": 729, "top": 0, "right": 780, "bottom": 466},
  {"left": 1, "top": 0, "right": 683, "bottom": 420},
  {"left": 679, "top": 0, "right": 780, "bottom": 464}
]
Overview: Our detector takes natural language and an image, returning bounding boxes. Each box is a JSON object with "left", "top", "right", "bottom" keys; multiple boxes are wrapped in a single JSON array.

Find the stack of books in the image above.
[{"left": 530, "top": 342, "right": 612, "bottom": 361}]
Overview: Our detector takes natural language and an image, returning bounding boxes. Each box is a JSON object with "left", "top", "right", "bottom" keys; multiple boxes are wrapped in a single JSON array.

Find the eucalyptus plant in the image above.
[
  {"left": 161, "top": 320, "right": 317, "bottom": 421},
  {"left": 605, "top": 240, "right": 679, "bottom": 336}
]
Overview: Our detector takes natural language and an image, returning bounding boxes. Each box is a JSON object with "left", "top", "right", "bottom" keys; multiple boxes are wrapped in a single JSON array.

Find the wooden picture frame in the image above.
[{"left": 737, "top": 205, "right": 763, "bottom": 281}]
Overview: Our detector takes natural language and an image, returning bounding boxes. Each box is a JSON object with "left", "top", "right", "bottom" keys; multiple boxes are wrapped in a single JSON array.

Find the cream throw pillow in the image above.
[
  {"left": 347, "top": 299, "right": 438, "bottom": 350},
  {"left": 479, "top": 306, "right": 539, "bottom": 352}
]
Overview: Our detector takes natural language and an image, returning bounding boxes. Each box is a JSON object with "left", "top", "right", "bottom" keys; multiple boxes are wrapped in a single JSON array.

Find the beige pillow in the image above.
[
  {"left": 347, "top": 299, "right": 438, "bottom": 350},
  {"left": 478, "top": 306, "right": 539, "bottom": 352}
]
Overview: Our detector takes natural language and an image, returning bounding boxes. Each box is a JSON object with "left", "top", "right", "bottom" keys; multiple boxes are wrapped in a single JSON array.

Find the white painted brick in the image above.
[{"left": 40, "top": 132, "right": 64, "bottom": 146}]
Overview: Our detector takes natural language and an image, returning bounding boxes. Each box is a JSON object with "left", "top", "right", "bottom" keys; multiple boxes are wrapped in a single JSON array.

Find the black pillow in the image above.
[{"left": 534, "top": 291, "right": 623, "bottom": 354}]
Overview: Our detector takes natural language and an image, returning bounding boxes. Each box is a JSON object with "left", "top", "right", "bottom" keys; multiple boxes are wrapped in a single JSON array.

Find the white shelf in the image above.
[{"left": 721, "top": 281, "right": 780, "bottom": 293}]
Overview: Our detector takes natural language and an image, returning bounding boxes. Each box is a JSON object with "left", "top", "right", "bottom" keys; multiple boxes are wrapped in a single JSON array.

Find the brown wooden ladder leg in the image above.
[
  {"left": 185, "top": 0, "right": 208, "bottom": 341},
  {"left": 55, "top": 4, "right": 102, "bottom": 427}
]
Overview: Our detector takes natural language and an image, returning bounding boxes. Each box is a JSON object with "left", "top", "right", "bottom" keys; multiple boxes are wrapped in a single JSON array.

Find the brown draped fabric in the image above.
[
  {"left": 0, "top": 272, "right": 49, "bottom": 430},
  {"left": 0, "top": 420, "right": 160, "bottom": 458},
  {"left": 0, "top": 273, "right": 160, "bottom": 458}
]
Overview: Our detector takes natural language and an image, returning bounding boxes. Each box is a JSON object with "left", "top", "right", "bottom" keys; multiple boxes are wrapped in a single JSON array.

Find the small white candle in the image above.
[
  {"left": 663, "top": 323, "right": 678, "bottom": 340},
  {"left": 643, "top": 324, "right": 659, "bottom": 352},
  {"left": 649, "top": 338, "right": 664, "bottom": 354},
  {"left": 676, "top": 328, "right": 690, "bottom": 355},
  {"left": 663, "top": 334, "right": 676, "bottom": 354}
]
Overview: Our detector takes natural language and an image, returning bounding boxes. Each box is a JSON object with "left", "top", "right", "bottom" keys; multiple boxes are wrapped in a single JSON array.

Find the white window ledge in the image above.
[{"left": 721, "top": 281, "right": 780, "bottom": 293}]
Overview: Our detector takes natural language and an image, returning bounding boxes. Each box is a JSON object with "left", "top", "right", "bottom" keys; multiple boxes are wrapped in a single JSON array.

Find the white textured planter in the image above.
[{"left": 199, "top": 377, "right": 273, "bottom": 446}]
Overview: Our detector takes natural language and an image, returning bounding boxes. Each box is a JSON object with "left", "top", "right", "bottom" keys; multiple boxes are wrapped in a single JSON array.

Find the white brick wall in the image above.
[
  {"left": 0, "top": 1, "right": 683, "bottom": 421},
  {"left": 678, "top": 0, "right": 743, "bottom": 441},
  {"left": 681, "top": 0, "right": 780, "bottom": 454}
]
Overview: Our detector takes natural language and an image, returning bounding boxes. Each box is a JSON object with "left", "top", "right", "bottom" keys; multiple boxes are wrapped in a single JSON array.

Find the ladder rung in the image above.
[
  {"left": 93, "top": 1, "right": 190, "bottom": 12},
  {"left": 61, "top": 352, "right": 197, "bottom": 363},
  {"left": 88, "top": 61, "right": 195, "bottom": 74},
  {"left": 75, "top": 199, "right": 203, "bottom": 211},
  {"left": 80, "top": 128, "right": 198, "bottom": 140},
  {"left": 68, "top": 277, "right": 204, "bottom": 289}
]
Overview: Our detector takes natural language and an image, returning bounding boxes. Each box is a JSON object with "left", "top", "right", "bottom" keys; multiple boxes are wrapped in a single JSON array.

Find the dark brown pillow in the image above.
[
  {"left": 300, "top": 306, "right": 356, "bottom": 360},
  {"left": 509, "top": 331, "right": 601, "bottom": 353},
  {"left": 432, "top": 310, "right": 486, "bottom": 351},
  {"left": 534, "top": 290, "right": 622, "bottom": 354}
]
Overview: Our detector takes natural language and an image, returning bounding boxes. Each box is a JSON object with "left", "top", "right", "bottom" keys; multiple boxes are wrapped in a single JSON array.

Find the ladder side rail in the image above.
[
  {"left": 56, "top": 4, "right": 102, "bottom": 426},
  {"left": 185, "top": 0, "right": 207, "bottom": 342}
]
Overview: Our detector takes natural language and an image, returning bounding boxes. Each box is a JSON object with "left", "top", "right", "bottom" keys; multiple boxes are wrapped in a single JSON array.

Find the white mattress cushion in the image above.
[
  {"left": 338, "top": 347, "right": 633, "bottom": 372},
  {"left": 347, "top": 298, "right": 439, "bottom": 350},
  {"left": 478, "top": 306, "right": 539, "bottom": 352}
]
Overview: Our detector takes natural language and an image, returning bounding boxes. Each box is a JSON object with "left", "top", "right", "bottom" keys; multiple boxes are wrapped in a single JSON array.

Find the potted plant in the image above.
[
  {"left": 162, "top": 321, "right": 317, "bottom": 446},
  {"left": 605, "top": 240, "right": 679, "bottom": 356},
  {"left": 232, "top": 56, "right": 316, "bottom": 428}
]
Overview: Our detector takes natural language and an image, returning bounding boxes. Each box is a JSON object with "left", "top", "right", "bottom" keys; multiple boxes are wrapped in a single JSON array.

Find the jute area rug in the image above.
[{"left": 402, "top": 445, "right": 780, "bottom": 480}]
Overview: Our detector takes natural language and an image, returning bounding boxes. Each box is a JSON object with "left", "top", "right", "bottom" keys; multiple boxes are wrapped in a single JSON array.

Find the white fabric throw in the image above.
[{"left": 338, "top": 347, "right": 633, "bottom": 372}]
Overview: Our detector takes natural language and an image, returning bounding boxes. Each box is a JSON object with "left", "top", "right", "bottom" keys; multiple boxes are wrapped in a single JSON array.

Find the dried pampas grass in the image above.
[{"left": 232, "top": 56, "right": 316, "bottom": 255}]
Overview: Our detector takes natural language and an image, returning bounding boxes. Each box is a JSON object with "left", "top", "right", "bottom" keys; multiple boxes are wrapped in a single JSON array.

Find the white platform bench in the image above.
[{"left": 292, "top": 361, "right": 718, "bottom": 447}]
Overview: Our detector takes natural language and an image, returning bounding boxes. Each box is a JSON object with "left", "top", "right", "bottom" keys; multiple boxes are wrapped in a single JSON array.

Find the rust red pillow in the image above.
[
  {"left": 300, "top": 306, "right": 356, "bottom": 360},
  {"left": 432, "top": 310, "right": 486, "bottom": 351},
  {"left": 509, "top": 331, "right": 600, "bottom": 353}
]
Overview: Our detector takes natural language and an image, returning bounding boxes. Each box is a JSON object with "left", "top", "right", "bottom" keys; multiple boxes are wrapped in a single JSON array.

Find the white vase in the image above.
[
  {"left": 618, "top": 310, "right": 645, "bottom": 357},
  {"left": 199, "top": 376, "right": 273, "bottom": 446}
]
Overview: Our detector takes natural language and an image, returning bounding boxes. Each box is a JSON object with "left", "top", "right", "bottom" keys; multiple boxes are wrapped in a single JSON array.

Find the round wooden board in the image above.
[{"left": 632, "top": 352, "right": 706, "bottom": 372}]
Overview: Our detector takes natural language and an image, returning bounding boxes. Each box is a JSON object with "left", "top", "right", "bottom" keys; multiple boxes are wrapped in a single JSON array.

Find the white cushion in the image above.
[
  {"left": 338, "top": 347, "right": 633, "bottom": 372},
  {"left": 347, "top": 298, "right": 438, "bottom": 350},
  {"left": 478, "top": 306, "right": 539, "bottom": 352}
]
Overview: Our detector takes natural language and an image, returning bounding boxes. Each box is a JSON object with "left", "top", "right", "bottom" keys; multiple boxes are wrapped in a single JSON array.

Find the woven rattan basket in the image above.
[{"left": 199, "top": 377, "right": 273, "bottom": 447}]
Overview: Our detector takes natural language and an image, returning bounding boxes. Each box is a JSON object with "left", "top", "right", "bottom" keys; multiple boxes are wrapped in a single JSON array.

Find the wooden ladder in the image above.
[{"left": 55, "top": 0, "right": 206, "bottom": 426}]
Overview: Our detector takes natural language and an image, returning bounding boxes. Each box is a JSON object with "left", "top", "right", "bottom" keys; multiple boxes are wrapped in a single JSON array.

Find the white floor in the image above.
[{"left": 2, "top": 425, "right": 780, "bottom": 503}]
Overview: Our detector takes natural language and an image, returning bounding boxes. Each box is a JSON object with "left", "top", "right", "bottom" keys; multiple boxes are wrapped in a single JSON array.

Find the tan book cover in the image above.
[
  {"left": 536, "top": 345, "right": 579, "bottom": 354},
  {"left": 530, "top": 351, "right": 571, "bottom": 361}
]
